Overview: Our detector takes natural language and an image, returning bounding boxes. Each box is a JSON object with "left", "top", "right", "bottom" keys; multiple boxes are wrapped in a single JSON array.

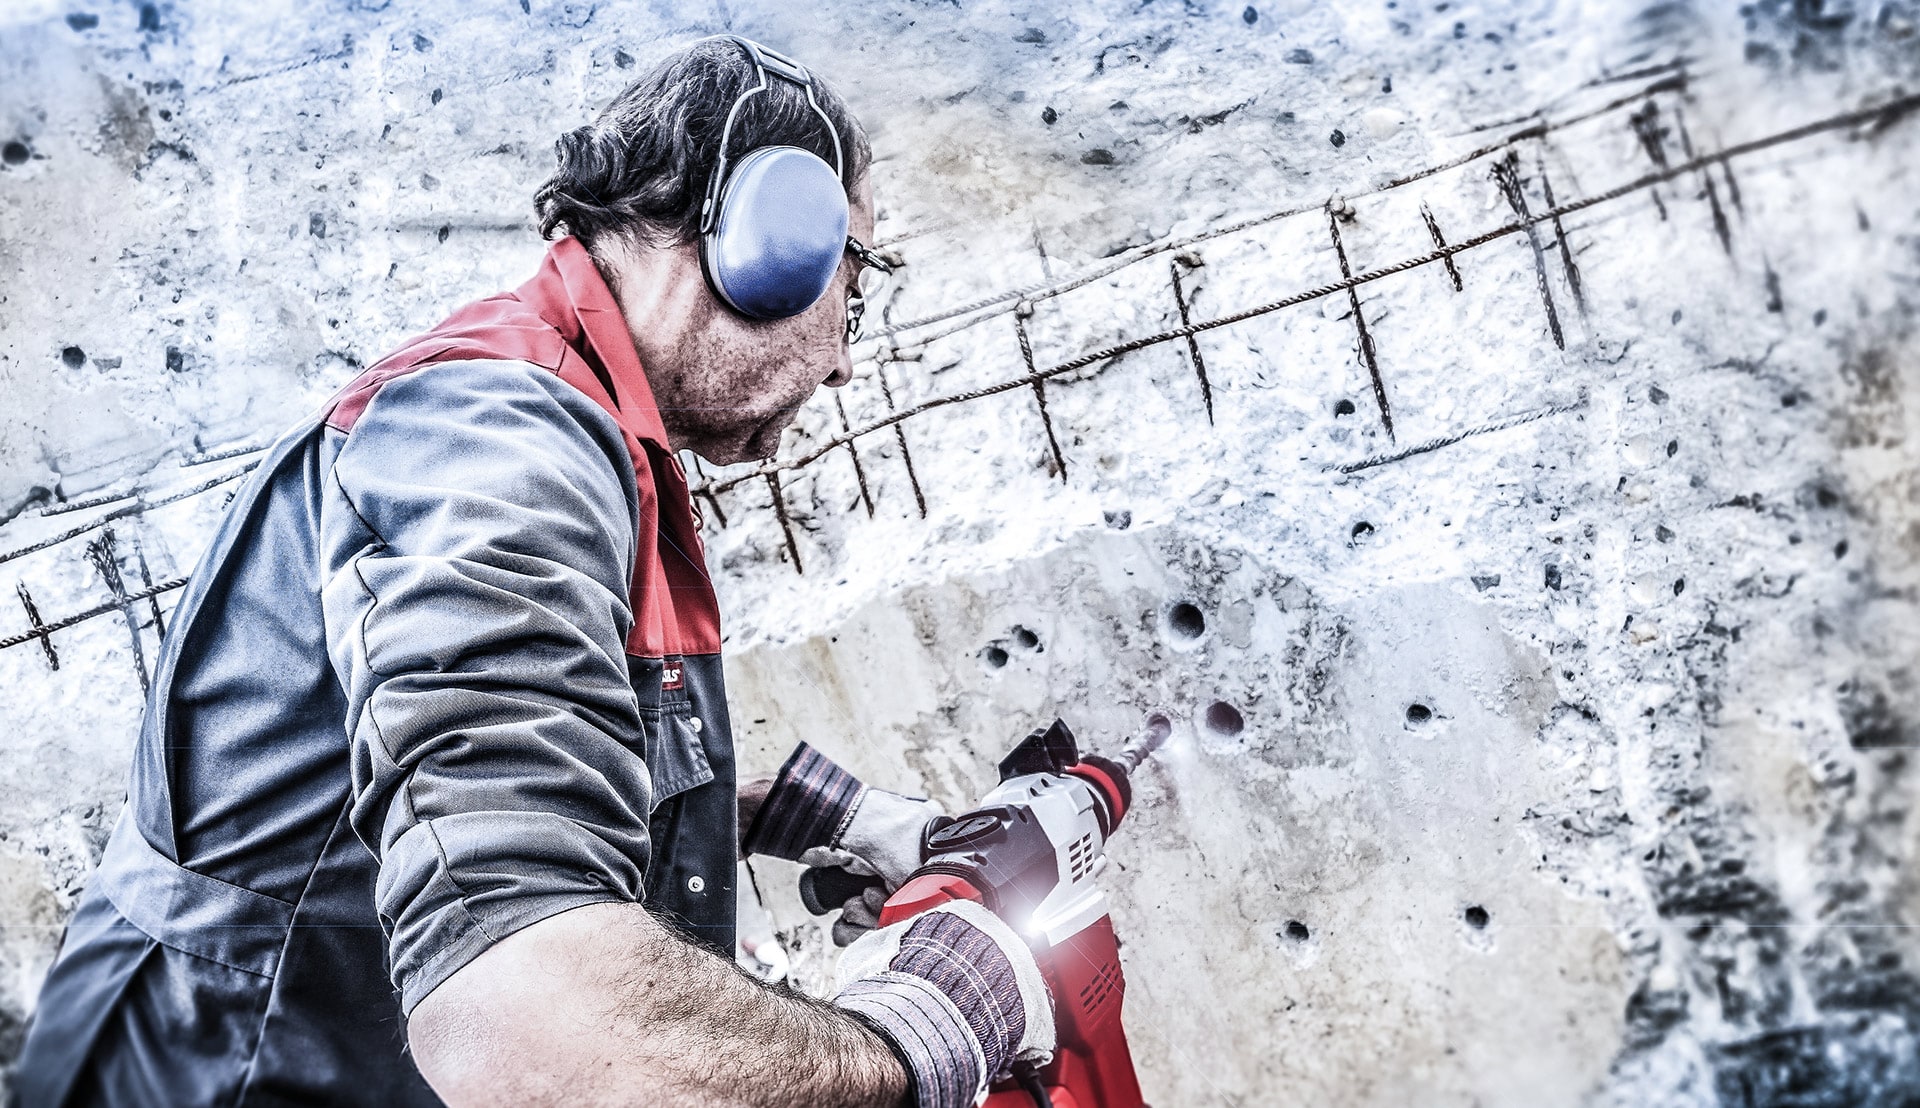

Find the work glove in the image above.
[
  {"left": 743, "top": 743, "right": 944, "bottom": 945},
  {"left": 800, "top": 786, "right": 945, "bottom": 945},
  {"left": 832, "top": 900, "right": 1056, "bottom": 1108}
]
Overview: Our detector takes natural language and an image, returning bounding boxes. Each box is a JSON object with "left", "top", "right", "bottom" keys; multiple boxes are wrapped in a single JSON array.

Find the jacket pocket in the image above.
[{"left": 636, "top": 704, "right": 715, "bottom": 811}]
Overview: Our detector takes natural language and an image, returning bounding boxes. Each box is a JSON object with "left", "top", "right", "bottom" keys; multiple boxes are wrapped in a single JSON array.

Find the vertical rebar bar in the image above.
[
  {"left": 1492, "top": 151, "right": 1567, "bottom": 351},
  {"left": 1169, "top": 259, "right": 1216, "bottom": 423},
  {"left": 1015, "top": 308, "right": 1069, "bottom": 481},
  {"left": 16, "top": 582, "right": 59, "bottom": 670},
  {"left": 834, "top": 393, "right": 876, "bottom": 517},
  {"left": 1326, "top": 206, "right": 1396, "bottom": 440},
  {"left": 1421, "top": 203, "right": 1465, "bottom": 293},
  {"left": 765, "top": 473, "right": 803, "bottom": 575},
  {"left": 87, "top": 529, "right": 149, "bottom": 694}
]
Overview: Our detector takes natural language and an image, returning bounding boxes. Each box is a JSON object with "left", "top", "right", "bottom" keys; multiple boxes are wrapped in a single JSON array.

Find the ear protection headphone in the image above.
[{"left": 697, "top": 36, "right": 852, "bottom": 321}]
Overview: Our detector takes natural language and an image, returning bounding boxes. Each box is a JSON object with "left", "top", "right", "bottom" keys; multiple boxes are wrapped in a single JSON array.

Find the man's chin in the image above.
[
  {"left": 742, "top": 415, "right": 799, "bottom": 463},
  {"left": 696, "top": 430, "right": 781, "bottom": 468}
]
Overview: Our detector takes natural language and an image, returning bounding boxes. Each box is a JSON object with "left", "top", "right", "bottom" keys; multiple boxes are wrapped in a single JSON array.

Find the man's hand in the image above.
[
  {"left": 806, "top": 787, "right": 946, "bottom": 891},
  {"left": 801, "top": 787, "right": 945, "bottom": 945},
  {"left": 741, "top": 745, "right": 945, "bottom": 945},
  {"left": 408, "top": 902, "right": 908, "bottom": 1108},
  {"left": 834, "top": 901, "right": 1057, "bottom": 1108}
]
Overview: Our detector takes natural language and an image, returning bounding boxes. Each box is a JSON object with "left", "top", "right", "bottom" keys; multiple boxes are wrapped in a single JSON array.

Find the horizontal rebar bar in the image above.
[
  {"left": 0, "top": 461, "right": 260, "bottom": 567},
  {"left": 865, "top": 69, "right": 1692, "bottom": 343},
  {"left": 1338, "top": 397, "right": 1590, "bottom": 474},
  {"left": 704, "top": 90, "right": 1918, "bottom": 497},
  {"left": 181, "top": 442, "right": 265, "bottom": 467},
  {"left": 0, "top": 576, "right": 189, "bottom": 653}
]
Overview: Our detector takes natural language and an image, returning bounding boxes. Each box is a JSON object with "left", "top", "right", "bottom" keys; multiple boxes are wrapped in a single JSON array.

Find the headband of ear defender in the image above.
[{"left": 697, "top": 36, "right": 852, "bottom": 322}]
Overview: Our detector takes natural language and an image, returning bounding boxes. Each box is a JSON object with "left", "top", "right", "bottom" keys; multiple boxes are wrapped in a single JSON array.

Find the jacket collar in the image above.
[{"left": 517, "top": 236, "right": 674, "bottom": 454}]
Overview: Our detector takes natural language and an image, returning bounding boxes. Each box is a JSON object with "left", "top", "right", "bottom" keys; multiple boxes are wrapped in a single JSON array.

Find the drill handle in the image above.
[
  {"left": 797, "top": 866, "right": 886, "bottom": 916},
  {"left": 799, "top": 863, "right": 989, "bottom": 934}
]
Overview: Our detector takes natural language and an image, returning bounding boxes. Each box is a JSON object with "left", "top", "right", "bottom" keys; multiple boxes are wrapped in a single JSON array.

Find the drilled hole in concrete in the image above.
[
  {"left": 1351, "top": 521, "right": 1375, "bottom": 542},
  {"left": 1284, "top": 919, "right": 1310, "bottom": 942},
  {"left": 1405, "top": 703, "right": 1433, "bottom": 726},
  {"left": 982, "top": 645, "right": 1009, "bottom": 669},
  {"left": 1011, "top": 625, "right": 1040, "bottom": 651},
  {"left": 1464, "top": 905, "right": 1490, "bottom": 929},
  {"left": 1167, "top": 602, "right": 1206, "bottom": 642},
  {"left": 1334, "top": 399, "right": 1356, "bottom": 417},
  {"left": 1204, "top": 701, "right": 1245, "bottom": 737}
]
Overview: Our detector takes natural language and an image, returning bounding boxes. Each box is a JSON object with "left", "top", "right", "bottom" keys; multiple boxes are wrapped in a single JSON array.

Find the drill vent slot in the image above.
[
  {"left": 1078, "top": 960, "right": 1123, "bottom": 1016},
  {"left": 1067, "top": 833, "right": 1096, "bottom": 881}
]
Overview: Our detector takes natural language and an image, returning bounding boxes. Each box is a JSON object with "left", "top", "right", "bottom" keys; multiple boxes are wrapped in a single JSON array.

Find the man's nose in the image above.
[{"left": 824, "top": 351, "right": 854, "bottom": 388}]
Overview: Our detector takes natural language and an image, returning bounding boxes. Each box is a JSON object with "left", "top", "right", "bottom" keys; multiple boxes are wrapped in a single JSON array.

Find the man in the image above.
[{"left": 14, "top": 37, "right": 1051, "bottom": 1108}]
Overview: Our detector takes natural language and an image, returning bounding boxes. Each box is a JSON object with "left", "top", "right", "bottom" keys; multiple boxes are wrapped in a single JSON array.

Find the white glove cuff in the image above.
[{"left": 832, "top": 901, "right": 1056, "bottom": 1107}]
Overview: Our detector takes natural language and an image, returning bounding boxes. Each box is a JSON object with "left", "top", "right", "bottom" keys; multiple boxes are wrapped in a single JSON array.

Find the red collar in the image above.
[
  {"left": 514, "top": 236, "right": 674, "bottom": 455},
  {"left": 322, "top": 237, "right": 725, "bottom": 659},
  {"left": 326, "top": 236, "right": 673, "bottom": 458}
]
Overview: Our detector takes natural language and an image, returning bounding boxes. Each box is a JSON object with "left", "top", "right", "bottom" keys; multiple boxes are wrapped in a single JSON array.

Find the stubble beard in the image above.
[{"left": 741, "top": 405, "right": 801, "bottom": 463}]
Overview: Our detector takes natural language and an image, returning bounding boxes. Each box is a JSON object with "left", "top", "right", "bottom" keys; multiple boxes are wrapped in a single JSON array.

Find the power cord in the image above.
[{"left": 1010, "top": 1059, "right": 1054, "bottom": 1108}]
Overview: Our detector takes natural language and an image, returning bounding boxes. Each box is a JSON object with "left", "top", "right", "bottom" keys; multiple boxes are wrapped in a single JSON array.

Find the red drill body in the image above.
[{"left": 878, "top": 721, "right": 1149, "bottom": 1108}]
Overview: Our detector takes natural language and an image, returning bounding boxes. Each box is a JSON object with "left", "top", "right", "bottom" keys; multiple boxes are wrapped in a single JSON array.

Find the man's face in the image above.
[{"left": 660, "top": 176, "right": 877, "bottom": 467}]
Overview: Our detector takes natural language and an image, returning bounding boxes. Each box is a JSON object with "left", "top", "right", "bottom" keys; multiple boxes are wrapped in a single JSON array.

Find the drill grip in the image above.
[{"left": 797, "top": 865, "right": 886, "bottom": 916}]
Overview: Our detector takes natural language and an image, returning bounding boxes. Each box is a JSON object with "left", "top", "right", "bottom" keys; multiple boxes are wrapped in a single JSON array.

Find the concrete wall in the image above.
[{"left": 4, "top": 1, "right": 1919, "bottom": 1103}]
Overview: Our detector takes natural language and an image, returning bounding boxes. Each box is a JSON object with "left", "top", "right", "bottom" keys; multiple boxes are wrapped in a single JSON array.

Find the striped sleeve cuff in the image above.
[
  {"left": 834, "top": 972, "right": 987, "bottom": 1108},
  {"left": 890, "top": 908, "right": 1026, "bottom": 1080},
  {"left": 743, "top": 742, "right": 865, "bottom": 861}
]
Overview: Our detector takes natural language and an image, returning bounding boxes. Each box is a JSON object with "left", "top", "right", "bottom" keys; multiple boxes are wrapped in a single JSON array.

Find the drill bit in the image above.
[{"left": 1115, "top": 713, "right": 1172, "bottom": 775}]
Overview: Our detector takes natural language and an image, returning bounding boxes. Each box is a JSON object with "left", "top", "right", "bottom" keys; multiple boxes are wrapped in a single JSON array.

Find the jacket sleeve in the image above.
[{"left": 319, "top": 360, "right": 651, "bottom": 1014}]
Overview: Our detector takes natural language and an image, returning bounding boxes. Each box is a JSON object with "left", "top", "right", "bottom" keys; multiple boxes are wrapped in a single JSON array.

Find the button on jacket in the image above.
[{"left": 15, "top": 238, "right": 738, "bottom": 1107}]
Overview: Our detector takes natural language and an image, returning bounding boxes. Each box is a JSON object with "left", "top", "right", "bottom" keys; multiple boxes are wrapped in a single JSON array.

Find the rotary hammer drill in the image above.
[{"left": 801, "top": 719, "right": 1159, "bottom": 1108}]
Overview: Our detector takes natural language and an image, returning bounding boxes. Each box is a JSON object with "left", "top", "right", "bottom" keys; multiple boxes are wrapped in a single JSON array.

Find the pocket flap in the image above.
[{"left": 639, "top": 706, "right": 715, "bottom": 809}]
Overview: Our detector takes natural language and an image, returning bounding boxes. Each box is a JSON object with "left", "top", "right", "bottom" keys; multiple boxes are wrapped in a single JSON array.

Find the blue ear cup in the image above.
[
  {"left": 700, "top": 146, "right": 851, "bottom": 320},
  {"left": 696, "top": 36, "right": 853, "bottom": 323}
]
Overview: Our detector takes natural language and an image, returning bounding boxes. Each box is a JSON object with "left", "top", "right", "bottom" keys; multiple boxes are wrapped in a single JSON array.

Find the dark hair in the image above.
[{"left": 534, "top": 38, "right": 871, "bottom": 252}]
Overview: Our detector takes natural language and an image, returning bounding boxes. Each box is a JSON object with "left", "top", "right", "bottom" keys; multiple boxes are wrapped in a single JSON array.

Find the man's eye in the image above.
[{"left": 845, "top": 290, "right": 867, "bottom": 341}]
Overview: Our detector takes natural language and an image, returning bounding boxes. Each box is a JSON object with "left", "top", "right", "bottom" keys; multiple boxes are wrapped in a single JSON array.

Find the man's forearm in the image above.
[{"left": 408, "top": 902, "right": 909, "bottom": 1108}]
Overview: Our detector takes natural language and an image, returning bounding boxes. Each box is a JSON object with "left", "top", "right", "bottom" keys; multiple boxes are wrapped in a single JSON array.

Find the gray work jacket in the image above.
[{"left": 14, "top": 355, "right": 738, "bottom": 1107}]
